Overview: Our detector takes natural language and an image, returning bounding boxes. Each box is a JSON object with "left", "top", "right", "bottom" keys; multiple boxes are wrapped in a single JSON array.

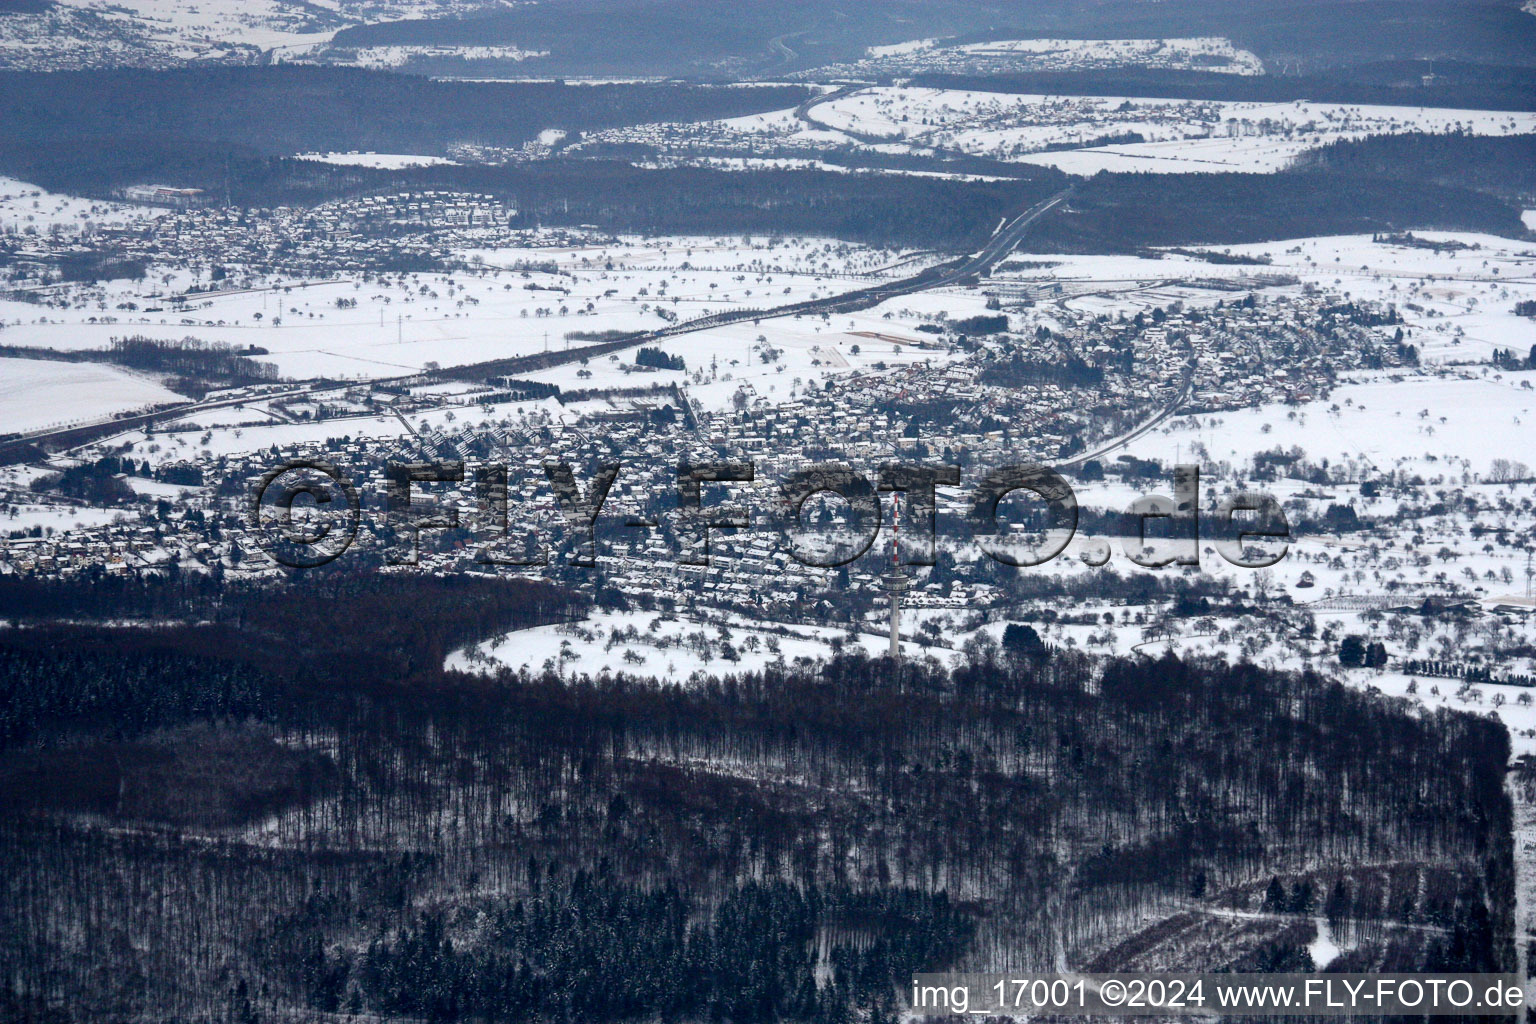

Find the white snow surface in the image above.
[
  {"left": 294, "top": 152, "right": 458, "bottom": 169},
  {"left": 953, "top": 37, "right": 1265, "bottom": 76},
  {"left": 449, "top": 609, "right": 897, "bottom": 682},
  {"left": 811, "top": 89, "right": 1536, "bottom": 173},
  {"left": 0, "top": 232, "right": 961, "bottom": 395},
  {"left": 0, "top": 176, "right": 165, "bottom": 234},
  {"left": 0, "top": 358, "right": 184, "bottom": 435}
]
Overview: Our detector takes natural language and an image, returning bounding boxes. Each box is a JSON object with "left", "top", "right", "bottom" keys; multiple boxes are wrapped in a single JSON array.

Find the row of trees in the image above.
[{"left": 634, "top": 346, "right": 686, "bottom": 371}]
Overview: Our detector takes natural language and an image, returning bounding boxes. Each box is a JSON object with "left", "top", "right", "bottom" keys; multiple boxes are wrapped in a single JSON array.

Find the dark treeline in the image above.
[
  {"left": 26, "top": 452, "right": 203, "bottom": 493},
  {"left": 52, "top": 251, "right": 146, "bottom": 283},
  {"left": 29, "top": 457, "right": 138, "bottom": 505},
  {"left": 0, "top": 67, "right": 811, "bottom": 158},
  {"left": 0, "top": 571, "right": 232, "bottom": 621},
  {"left": 0, "top": 574, "right": 1514, "bottom": 1020},
  {"left": 104, "top": 336, "right": 277, "bottom": 385},
  {"left": 12, "top": 145, "right": 1521, "bottom": 255},
  {"left": 634, "top": 346, "right": 686, "bottom": 371},
  {"left": 0, "top": 338, "right": 278, "bottom": 392},
  {"left": 0, "top": 630, "right": 277, "bottom": 751},
  {"left": 979, "top": 354, "right": 1104, "bottom": 388},
  {"left": 0, "top": 569, "right": 584, "bottom": 682},
  {"left": 1295, "top": 133, "right": 1536, "bottom": 203},
  {"left": 1021, "top": 171, "right": 1524, "bottom": 254},
  {"left": 0, "top": 575, "right": 582, "bottom": 752},
  {"left": 1, "top": 68, "right": 1526, "bottom": 254},
  {"left": 1401, "top": 658, "right": 1536, "bottom": 689},
  {"left": 700, "top": 143, "right": 1043, "bottom": 181},
  {"left": 298, "top": 162, "right": 1528, "bottom": 252},
  {"left": 317, "top": 160, "right": 1065, "bottom": 252},
  {"left": 0, "top": 721, "right": 340, "bottom": 829},
  {"left": 0, "top": 143, "right": 1068, "bottom": 251}
]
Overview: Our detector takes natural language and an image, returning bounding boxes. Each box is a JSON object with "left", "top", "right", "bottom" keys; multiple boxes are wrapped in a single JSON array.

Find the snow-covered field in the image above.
[
  {"left": 507, "top": 295, "right": 969, "bottom": 414},
  {"left": 823, "top": 35, "right": 1265, "bottom": 80},
  {"left": 590, "top": 86, "right": 1536, "bottom": 178},
  {"left": 57, "top": 0, "right": 340, "bottom": 48},
  {"left": 809, "top": 88, "right": 1536, "bottom": 172},
  {"left": 0, "top": 358, "right": 183, "bottom": 435},
  {"left": 952, "top": 37, "right": 1264, "bottom": 76},
  {"left": 336, "top": 44, "right": 549, "bottom": 69},
  {"left": 0, "top": 500, "right": 128, "bottom": 537},
  {"left": 113, "top": 413, "right": 410, "bottom": 463},
  {"left": 866, "top": 39, "right": 941, "bottom": 59},
  {"left": 0, "top": 0, "right": 506, "bottom": 68},
  {"left": 1133, "top": 373, "right": 1536, "bottom": 472},
  {"left": 0, "top": 176, "right": 164, "bottom": 234},
  {"left": 1177, "top": 232, "right": 1536, "bottom": 364},
  {"left": 0, "top": 232, "right": 961, "bottom": 396},
  {"left": 0, "top": 0, "right": 337, "bottom": 68},
  {"left": 449, "top": 609, "right": 895, "bottom": 682},
  {"left": 1016, "top": 135, "right": 1318, "bottom": 174},
  {"left": 294, "top": 152, "right": 459, "bottom": 169}
]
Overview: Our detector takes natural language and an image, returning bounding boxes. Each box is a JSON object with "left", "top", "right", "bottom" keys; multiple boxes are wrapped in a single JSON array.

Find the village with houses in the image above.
[{"left": 5, "top": 181, "right": 1536, "bottom": 743}]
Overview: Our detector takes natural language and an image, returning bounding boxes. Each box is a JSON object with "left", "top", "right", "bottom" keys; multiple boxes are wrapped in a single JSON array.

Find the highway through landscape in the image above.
[{"left": 1, "top": 189, "right": 1075, "bottom": 462}]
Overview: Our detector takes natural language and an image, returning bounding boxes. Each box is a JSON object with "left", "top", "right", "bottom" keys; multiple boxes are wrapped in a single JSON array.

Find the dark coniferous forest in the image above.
[
  {"left": 0, "top": 574, "right": 1514, "bottom": 1021},
  {"left": 0, "top": 68, "right": 813, "bottom": 159}
]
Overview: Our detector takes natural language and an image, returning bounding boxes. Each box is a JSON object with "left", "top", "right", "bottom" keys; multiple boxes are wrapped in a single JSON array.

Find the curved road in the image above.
[{"left": 1055, "top": 362, "right": 1195, "bottom": 470}]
